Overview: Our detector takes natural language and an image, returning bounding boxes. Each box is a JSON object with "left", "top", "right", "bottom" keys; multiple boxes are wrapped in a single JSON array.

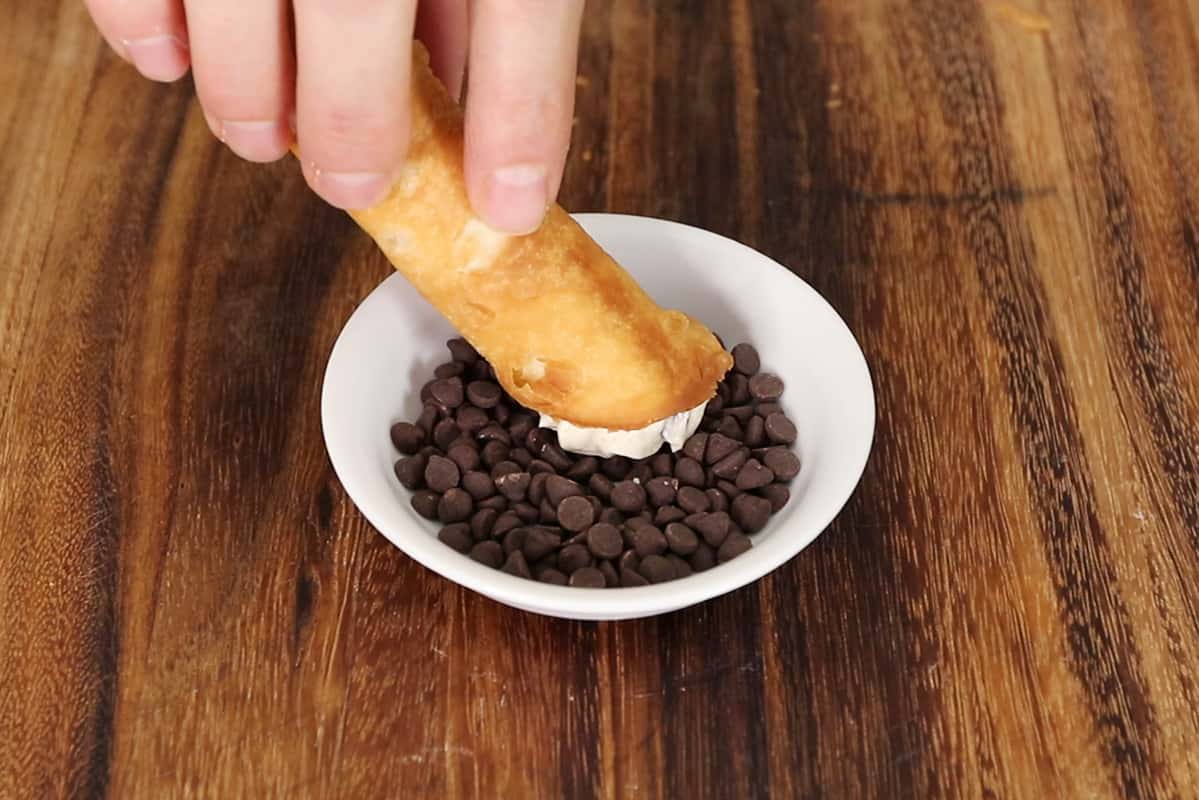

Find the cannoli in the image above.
[{"left": 325, "top": 44, "right": 732, "bottom": 435}]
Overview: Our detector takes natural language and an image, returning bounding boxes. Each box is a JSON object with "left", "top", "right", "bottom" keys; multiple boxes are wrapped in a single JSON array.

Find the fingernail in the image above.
[
  {"left": 220, "top": 120, "right": 289, "bottom": 162},
  {"left": 484, "top": 163, "right": 549, "bottom": 234},
  {"left": 313, "top": 169, "right": 392, "bottom": 209},
  {"left": 122, "top": 35, "right": 190, "bottom": 82}
]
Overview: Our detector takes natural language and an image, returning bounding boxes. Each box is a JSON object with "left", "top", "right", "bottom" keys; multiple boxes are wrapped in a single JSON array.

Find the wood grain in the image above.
[{"left": 2, "top": 0, "right": 1198, "bottom": 797}]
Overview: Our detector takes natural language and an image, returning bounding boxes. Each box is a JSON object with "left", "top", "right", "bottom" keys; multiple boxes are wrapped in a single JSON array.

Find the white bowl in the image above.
[{"left": 322, "top": 213, "right": 874, "bottom": 620}]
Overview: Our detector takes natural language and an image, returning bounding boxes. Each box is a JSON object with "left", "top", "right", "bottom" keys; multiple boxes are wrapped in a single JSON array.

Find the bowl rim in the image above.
[{"left": 321, "top": 213, "right": 876, "bottom": 619}]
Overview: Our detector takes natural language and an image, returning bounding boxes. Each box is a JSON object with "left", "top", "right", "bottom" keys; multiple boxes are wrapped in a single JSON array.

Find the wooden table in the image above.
[{"left": 3, "top": 0, "right": 1199, "bottom": 797}]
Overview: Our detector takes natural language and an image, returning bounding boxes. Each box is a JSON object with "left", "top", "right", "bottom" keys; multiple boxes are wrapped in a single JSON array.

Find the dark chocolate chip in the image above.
[
  {"left": 390, "top": 422, "right": 425, "bottom": 454},
  {"left": 507, "top": 412, "right": 537, "bottom": 442},
  {"left": 628, "top": 524, "right": 667, "bottom": 557},
  {"left": 569, "top": 567, "right": 606, "bottom": 588},
  {"left": 699, "top": 417, "right": 720, "bottom": 433},
  {"left": 433, "top": 419, "right": 461, "bottom": 450},
  {"left": 760, "top": 483, "right": 791, "bottom": 513},
  {"left": 665, "top": 523, "right": 700, "bottom": 556},
  {"left": 469, "top": 540, "right": 503, "bottom": 568},
  {"left": 477, "top": 423, "right": 511, "bottom": 445},
  {"left": 676, "top": 486, "right": 711, "bottom": 514},
  {"left": 462, "top": 470, "right": 495, "bottom": 500},
  {"left": 743, "top": 415, "right": 766, "bottom": 448},
  {"left": 629, "top": 462, "right": 654, "bottom": 486},
  {"left": 706, "top": 393, "right": 726, "bottom": 416},
  {"left": 716, "top": 416, "right": 744, "bottom": 440},
  {"left": 731, "top": 493, "right": 771, "bottom": 533},
  {"left": 456, "top": 405, "right": 490, "bottom": 434},
  {"left": 480, "top": 440, "right": 510, "bottom": 468},
  {"left": 724, "top": 404, "right": 755, "bottom": 423},
  {"left": 447, "top": 443, "right": 480, "bottom": 473},
  {"left": 528, "top": 459, "right": 556, "bottom": 475},
  {"left": 712, "top": 447, "right": 748, "bottom": 480},
  {"left": 718, "top": 532, "right": 753, "bottom": 562},
  {"left": 598, "top": 560, "right": 620, "bottom": 587},
  {"left": 522, "top": 528, "right": 562, "bottom": 561},
  {"left": 620, "top": 567, "right": 650, "bottom": 587},
  {"left": 763, "top": 448, "right": 801, "bottom": 481},
  {"left": 735, "top": 458, "right": 775, "bottom": 490},
  {"left": 466, "top": 380, "right": 502, "bottom": 409},
  {"left": 542, "top": 444, "right": 573, "bottom": 472},
  {"left": 731, "top": 343, "right": 760, "bottom": 375},
  {"left": 756, "top": 402, "right": 782, "bottom": 417},
  {"left": 470, "top": 508, "right": 498, "bottom": 540},
  {"left": 528, "top": 472, "right": 549, "bottom": 505},
  {"left": 611, "top": 481, "right": 647, "bottom": 513},
  {"left": 705, "top": 433, "right": 739, "bottom": 465},
  {"left": 491, "top": 460, "right": 522, "bottom": 480},
  {"left": 539, "top": 498, "right": 559, "bottom": 524},
  {"left": 693, "top": 511, "right": 731, "bottom": 547},
  {"left": 411, "top": 490, "right": 441, "bottom": 520},
  {"left": 666, "top": 554, "right": 693, "bottom": 579},
  {"left": 477, "top": 494, "right": 508, "bottom": 511},
  {"left": 416, "top": 405, "right": 439, "bottom": 435},
  {"left": 514, "top": 502, "right": 540, "bottom": 524},
  {"left": 706, "top": 488, "right": 729, "bottom": 513},
  {"left": 566, "top": 456, "right": 599, "bottom": 482},
  {"left": 502, "top": 527, "right": 528, "bottom": 556},
  {"left": 717, "top": 479, "right": 743, "bottom": 499},
  {"left": 645, "top": 476, "right": 679, "bottom": 508},
  {"left": 437, "top": 523, "right": 472, "bottom": 553},
  {"left": 653, "top": 505, "right": 687, "bottom": 526},
  {"left": 727, "top": 373, "right": 751, "bottom": 404},
  {"left": 588, "top": 473, "right": 613, "bottom": 501},
  {"left": 394, "top": 454, "right": 428, "bottom": 490},
  {"left": 509, "top": 447, "right": 532, "bottom": 467},
  {"left": 688, "top": 542, "right": 717, "bottom": 572},
  {"left": 420, "top": 380, "right": 436, "bottom": 405},
  {"left": 438, "top": 488, "right": 473, "bottom": 523},
  {"left": 599, "top": 507, "right": 625, "bottom": 526},
  {"left": 619, "top": 550, "right": 640, "bottom": 572},
  {"left": 585, "top": 523, "right": 623, "bottom": 559},
  {"left": 538, "top": 569, "right": 568, "bottom": 586},
  {"left": 429, "top": 377, "right": 464, "bottom": 409},
  {"left": 749, "top": 373, "right": 784, "bottom": 402},
  {"left": 558, "top": 543, "right": 592, "bottom": 573},
  {"left": 434, "top": 361, "right": 465, "bottom": 379},
  {"left": 682, "top": 432, "right": 708, "bottom": 462},
  {"left": 469, "top": 360, "right": 491, "bottom": 381},
  {"left": 650, "top": 452, "right": 674, "bottom": 477},
  {"left": 545, "top": 475, "right": 584, "bottom": 506},
  {"left": 493, "top": 511, "right": 521, "bottom": 538},
  {"left": 638, "top": 555, "right": 674, "bottom": 584},
  {"left": 495, "top": 471, "right": 532, "bottom": 501},
  {"left": 601, "top": 456, "right": 631, "bottom": 480},
  {"left": 447, "top": 338, "right": 479, "bottom": 364},
  {"left": 674, "top": 457, "right": 706, "bottom": 488},
  {"left": 525, "top": 428, "right": 551, "bottom": 456},
  {"left": 764, "top": 412, "right": 797, "bottom": 444},
  {"left": 558, "top": 496, "right": 596, "bottom": 532},
  {"left": 501, "top": 550, "right": 532, "bottom": 579}
]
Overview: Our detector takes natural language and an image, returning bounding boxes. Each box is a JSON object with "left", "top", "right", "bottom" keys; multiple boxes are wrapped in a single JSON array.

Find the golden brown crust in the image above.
[{"left": 345, "top": 44, "right": 731, "bottom": 429}]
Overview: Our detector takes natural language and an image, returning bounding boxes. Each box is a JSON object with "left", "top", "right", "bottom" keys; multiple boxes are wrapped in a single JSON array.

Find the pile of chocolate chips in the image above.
[{"left": 389, "top": 339, "right": 800, "bottom": 588}]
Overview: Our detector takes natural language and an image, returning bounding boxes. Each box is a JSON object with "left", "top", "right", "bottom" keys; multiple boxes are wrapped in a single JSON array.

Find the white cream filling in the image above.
[{"left": 539, "top": 401, "right": 708, "bottom": 460}]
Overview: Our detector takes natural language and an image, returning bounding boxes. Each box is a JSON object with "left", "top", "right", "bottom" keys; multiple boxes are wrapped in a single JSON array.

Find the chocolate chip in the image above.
[
  {"left": 447, "top": 338, "right": 479, "bottom": 364},
  {"left": 545, "top": 475, "right": 584, "bottom": 506},
  {"left": 438, "top": 488, "right": 473, "bottom": 523},
  {"left": 666, "top": 554, "right": 693, "bottom": 578},
  {"left": 420, "top": 380, "right": 436, "bottom": 405},
  {"left": 717, "top": 479, "right": 742, "bottom": 499},
  {"left": 674, "top": 457, "right": 706, "bottom": 488},
  {"left": 539, "top": 498, "right": 558, "bottom": 524},
  {"left": 422, "top": 454, "right": 459, "bottom": 493},
  {"left": 394, "top": 454, "right": 428, "bottom": 490},
  {"left": 598, "top": 560, "right": 620, "bottom": 587},
  {"left": 749, "top": 373, "right": 784, "bottom": 402},
  {"left": 470, "top": 360, "right": 491, "bottom": 381},
  {"left": 665, "top": 523, "right": 700, "bottom": 555},
  {"left": 599, "top": 507, "right": 625, "bottom": 526},
  {"left": 509, "top": 447, "right": 532, "bottom": 467},
  {"left": 756, "top": 402, "right": 782, "bottom": 417},
  {"left": 566, "top": 456, "right": 599, "bottom": 482},
  {"left": 716, "top": 416, "right": 744, "bottom": 440},
  {"left": 495, "top": 471, "right": 532, "bottom": 501},
  {"left": 682, "top": 432, "right": 708, "bottom": 462},
  {"left": 588, "top": 473, "right": 613, "bottom": 500},
  {"left": 505, "top": 412, "right": 534, "bottom": 442},
  {"left": 477, "top": 423, "right": 511, "bottom": 445},
  {"left": 587, "top": 495, "right": 603, "bottom": 519},
  {"left": 528, "top": 459, "right": 556, "bottom": 475},
  {"left": 689, "top": 542, "right": 717, "bottom": 572},
  {"left": 718, "top": 533, "right": 753, "bottom": 562},
  {"left": 736, "top": 459, "right": 775, "bottom": 490},
  {"left": 646, "top": 476, "right": 679, "bottom": 507},
  {"left": 455, "top": 405, "right": 489, "bottom": 434},
  {"left": 629, "top": 462, "right": 654, "bottom": 486},
  {"left": 470, "top": 540, "right": 503, "bottom": 568},
  {"left": 491, "top": 460, "right": 520, "bottom": 479},
  {"left": 731, "top": 493, "right": 771, "bottom": 533},
  {"left": 628, "top": 524, "right": 667, "bottom": 557},
  {"left": 429, "top": 377, "right": 464, "bottom": 409},
  {"left": 462, "top": 470, "right": 495, "bottom": 500},
  {"left": 653, "top": 505, "right": 687, "bottom": 526},
  {"left": 763, "top": 448, "right": 801, "bottom": 481},
  {"left": 514, "top": 502, "right": 540, "bottom": 524},
  {"left": 477, "top": 495, "right": 508, "bottom": 511},
  {"left": 536, "top": 568, "right": 566, "bottom": 585},
  {"left": 431, "top": 418, "right": 460, "bottom": 450},
  {"left": 620, "top": 567, "right": 650, "bottom": 587},
  {"left": 601, "top": 456, "right": 631, "bottom": 480},
  {"left": 706, "top": 488, "right": 729, "bottom": 513},
  {"left": 480, "top": 440, "right": 510, "bottom": 468},
  {"left": 416, "top": 405, "right": 439, "bottom": 435},
  {"left": 724, "top": 405, "right": 755, "bottom": 423},
  {"left": 585, "top": 523, "right": 623, "bottom": 559},
  {"left": 611, "top": 481, "right": 647, "bottom": 513},
  {"left": 651, "top": 452, "right": 674, "bottom": 477},
  {"left": 522, "top": 528, "right": 561, "bottom": 561},
  {"left": 411, "top": 490, "right": 439, "bottom": 520},
  {"left": 501, "top": 550, "right": 532, "bottom": 578},
  {"left": 639, "top": 555, "right": 674, "bottom": 584},
  {"left": 569, "top": 567, "right": 606, "bottom": 588},
  {"left": 390, "top": 422, "right": 426, "bottom": 454},
  {"left": 743, "top": 415, "right": 766, "bottom": 448},
  {"left": 525, "top": 428, "right": 551, "bottom": 457},
  {"left": 760, "top": 483, "right": 791, "bottom": 512},
  {"left": 438, "top": 523, "right": 472, "bottom": 553},
  {"left": 727, "top": 373, "right": 751, "bottom": 404},
  {"left": 676, "top": 486, "right": 711, "bottom": 514},
  {"left": 466, "top": 380, "right": 502, "bottom": 409},
  {"left": 693, "top": 511, "right": 731, "bottom": 547},
  {"left": 528, "top": 472, "right": 549, "bottom": 505},
  {"left": 712, "top": 448, "right": 748, "bottom": 480},
  {"left": 493, "top": 511, "right": 521, "bottom": 538},
  {"left": 764, "top": 412, "right": 797, "bottom": 444},
  {"left": 502, "top": 527, "right": 528, "bottom": 555},
  {"left": 705, "top": 433, "right": 739, "bottom": 465},
  {"left": 447, "top": 443, "right": 480, "bottom": 473},
  {"left": 706, "top": 393, "right": 726, "bottom": 416},
  {"left": 558, "top": 543, "right": 592, "bottom": 573},
  {"left": 558, "top": 496, "right": 595, "bottom": 532},
  {"left": 435, "top": 361, "right": 465, "bottom": 379},
  {"left": 470, "top": 508, "right": 498, "bottom": 540},
  {"left": 731, "top": 343, "right": 760, "bottom": 375}
]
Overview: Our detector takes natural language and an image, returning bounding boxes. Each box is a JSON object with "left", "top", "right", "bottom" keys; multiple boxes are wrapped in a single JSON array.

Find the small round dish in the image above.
[{"left": 322, "top": 213, "right": 874, "bottom": 620}]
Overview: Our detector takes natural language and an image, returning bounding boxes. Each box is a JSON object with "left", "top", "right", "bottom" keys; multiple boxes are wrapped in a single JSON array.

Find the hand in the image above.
[{"left": 84, "top": 0, "right": 585, "bottom": 233}]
